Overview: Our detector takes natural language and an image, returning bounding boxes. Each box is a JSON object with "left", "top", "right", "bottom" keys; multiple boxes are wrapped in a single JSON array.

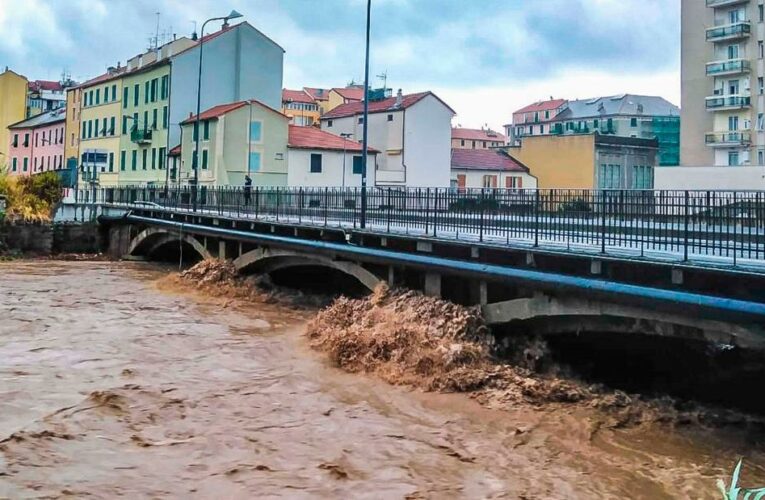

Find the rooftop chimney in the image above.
[
  {"left": 191, "top": 31, "right": 198, "bottom": 41},
  {"left": 395, "top": 88, "right": 403, "bottom": 107}
]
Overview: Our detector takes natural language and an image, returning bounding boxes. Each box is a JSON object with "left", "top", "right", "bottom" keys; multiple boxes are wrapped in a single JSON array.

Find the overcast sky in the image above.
[{"left": 0, "top": 0, "right": 680, "bottom": 129}]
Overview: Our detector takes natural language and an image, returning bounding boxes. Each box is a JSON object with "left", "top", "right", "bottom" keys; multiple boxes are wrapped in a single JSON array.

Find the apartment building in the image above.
[
  {"left": 681, "top": 0, "right": 765, "bottom": 166},
  {"left": 320, "top": 90, "right": 456, "bottom": 187},
  {"left": 507, "top": 95, "right": 679, "bottom": 166},
  {"left": 450, "top": 148, "right": 536, "bottom": 189},
  {"left": 7, "top": 108, "right": 66, "bottom": 176},
  {"left": 0, "top": 68, "right": 28, "bottom": 164},
  {"left": 451, "top": 127, "right": 506, "bottom": 149},
  {"left": 281, "top": 89, "right": 321, "bottom": 126}
]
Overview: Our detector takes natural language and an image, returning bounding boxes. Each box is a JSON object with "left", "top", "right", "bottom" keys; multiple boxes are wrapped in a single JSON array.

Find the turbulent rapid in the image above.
[{"left": 1, "top": 260, "right": 764, "bottom": 498}]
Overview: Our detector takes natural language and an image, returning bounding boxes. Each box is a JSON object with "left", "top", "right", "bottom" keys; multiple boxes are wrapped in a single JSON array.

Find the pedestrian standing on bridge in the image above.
[{"left": 244, "top": 174, "right": 252, "bottom": 206}]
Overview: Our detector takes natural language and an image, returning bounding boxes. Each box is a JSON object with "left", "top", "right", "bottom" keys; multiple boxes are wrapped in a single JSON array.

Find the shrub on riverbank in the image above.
[{"left": 0, "top": 172, "right": 62, "bottom": 222}]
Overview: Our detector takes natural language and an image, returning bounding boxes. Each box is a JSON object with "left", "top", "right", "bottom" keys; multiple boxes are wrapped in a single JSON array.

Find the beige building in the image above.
[{"left": 681, "top": 0, "right": 765, "bottom": 166}]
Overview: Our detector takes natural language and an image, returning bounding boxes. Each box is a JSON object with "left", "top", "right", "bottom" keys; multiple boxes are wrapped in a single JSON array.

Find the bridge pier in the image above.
[
  {"left": 218, "top": 240, "right": 226, "bottom": 260},
  {"left": 424, "top": 272, "right": 441, "bottom": 297}
]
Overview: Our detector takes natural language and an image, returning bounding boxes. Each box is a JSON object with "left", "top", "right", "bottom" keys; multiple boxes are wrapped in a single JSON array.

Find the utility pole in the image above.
[{"left": 360, "top": 0, "right": 371, "bottom": 229}]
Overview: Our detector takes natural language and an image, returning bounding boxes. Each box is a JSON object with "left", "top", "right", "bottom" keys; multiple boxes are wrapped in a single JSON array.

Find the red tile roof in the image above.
[
  {"left": 332, "top": 87, "right": 364, "bottom": 101},
  {"left": 303, "top": 87, "right": 330, "bottom": 101},
  {"left": 322, "top": 91, "right": 455, "bottom": 119},
  {"left": 450, "top": 148, "right": 528, "bottom": 172},
  {"left": 29, "top": 80, "right": 63, "bottom": 92},
  {"left": 77, "top": 67, "right": 127, "bottom": 89},
  {"left": 181, "top": 99, "right": 288, "bottom": 125},
  {"left": 514, "top": 99, "right": 568, "bottom": 115},
  {"left": 181, "top": 101, "right": 248, "bottom": 124},
  {"left": 282, "top": 89, "right": 315, "bottom": 104},
  {"left": 288, "top": 125, "right": 378, "bottom": 153},
  {"left": 168, "top": 145, "right": 181, "bottom": 156},
  {"left": 452, "top": 127, "right": 506, "bottom": 142}
]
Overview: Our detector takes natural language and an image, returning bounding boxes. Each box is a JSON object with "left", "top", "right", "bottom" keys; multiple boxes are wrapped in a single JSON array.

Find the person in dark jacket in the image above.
[{"left": 244, "top": 175, "right": 252, "bottom": 205}]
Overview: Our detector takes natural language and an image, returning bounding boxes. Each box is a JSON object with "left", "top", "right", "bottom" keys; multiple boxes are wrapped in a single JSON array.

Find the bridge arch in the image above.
[
  {"left": 233, "top": 247, "right": 381, "bottom": 292},
  {"left": 127, "top": 228, "right": 213, "bottom": 261}
]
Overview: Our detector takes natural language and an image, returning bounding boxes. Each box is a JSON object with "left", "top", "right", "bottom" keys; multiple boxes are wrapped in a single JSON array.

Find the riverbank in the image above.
[
  {"left": 0, "top": 221, "right": 102, "bottom": 258},
  {"left": 2, "top": 259, "right": 764, "bottom": 498}
]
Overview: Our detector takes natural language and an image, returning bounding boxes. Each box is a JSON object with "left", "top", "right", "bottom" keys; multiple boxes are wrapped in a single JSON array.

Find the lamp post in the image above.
[
  {"left": 360, "top": 0, "right": 371, "bottom": 228},
  {"left": 193, "top": 9, "right": 243, "bottom": 212},
  {"left": 340, "top": 132, "right": 352, "bottom": 189}
]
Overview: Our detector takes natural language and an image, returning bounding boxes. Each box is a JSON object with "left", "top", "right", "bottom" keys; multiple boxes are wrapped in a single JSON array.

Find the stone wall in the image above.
[{"left": 0, "top": 223, "right": 102, "bottom": 255}]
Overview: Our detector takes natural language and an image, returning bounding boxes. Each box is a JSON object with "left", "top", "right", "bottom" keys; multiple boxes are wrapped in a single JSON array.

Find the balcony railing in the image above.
[
  {"left": 130, "top": 127, "right": 152, "bottom": 145},
  {"left": 706, "top": 58, "right": 751, "bottom": 75},
  {"left": 706, "top": 21, "right": 751, "bottom": 41},
  {"left": 705, "top": 94, "right": 751, "bottom": 110},
  {"left": 706, "top": 0, "right": 749, "bottom": 7},
  {"left": 705, "top": 130, "right": 752, "bottom": 146}
]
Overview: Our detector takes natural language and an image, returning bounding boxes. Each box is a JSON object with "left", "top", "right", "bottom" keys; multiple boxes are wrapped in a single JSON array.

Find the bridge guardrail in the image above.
[{"left": 81, "top": 185, "right": 765, "bottom": 267}]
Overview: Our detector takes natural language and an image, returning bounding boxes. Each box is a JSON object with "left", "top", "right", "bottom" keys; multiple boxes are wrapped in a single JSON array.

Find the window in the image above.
[
  {"left": 250, "top": 121, "right": 261, "bottom": 141},
  {"left": 12, "top": 133, "right": 17, "bottom": 147},
  {"left": 120, "top": 150, "right": 126, "bottom": 171},
  {"left": 151, "top": 147, "right": 156, "bottom": 169},
  {"left": 88, "top": 121, "right": 93, "bottom": 138},
  {"left": 134, "top": 84, "right": 139, "bottom": 106},
  {"left": 161, "top": 75, "right": 169, "bottom": 100},
  {"left": 327, "top": 120, "right": 333, "bottom": 127},
  {"left": 249, "top": 151, "right": 261, "bottom": 172},
  {"left": 201, "top": 149, "right": 208, "bottom": 169},
  {"left": 729, "top": 43, "right": 740, "bottom": 60},
  {"left": 145, "top": 81, "right": 150, "bottom": 104},
  {"left": 152, "top": 109, "right": 158, "bottom": 129},
  {"left": 759, "top": 149, "right": 764, "bottom": 165},
  {"left": 275, "top": 152, "right": 284, "bottom": 160},
  {"left": 35, "top": 134, "right": 38, "bottom": 147},
  {"left": 540, "top": 124, "right": 545, "bottom": 134},
  {"left": 193, "top": 122, "right": 198, "bottom": 141},
  {"left": 131, "top": 150, "right": 137, "bottom": 170},
  {"left": 150, "top": 78, "right": 157, "bottom": 102},
  {"left": 472, "top": 140, "right": 476, "bottom": 149},
  {"left": 630, "top": 117, "right": 638, "bottom": 127},
  {"left": 203, "top": 120, "right": 210, "bottom": 140},
  {"left": 598, "top": 164, "right": 622, "bottom": 189},
  {"left": 84, "top": 92, "right": 89, "bottom": 107},
  {"left": 310, "top": 153, "right": 322, "bottom": 173},
  {"left": 102, "top": 117, "right": 107, "bottom": 136},
  {"left": 34, "top": 158, "right": 37, "bottom": 171},
  {"left": 482, "top": 175, "right": 498, "bottom": 188},
  {"left": 358, "top": 117, "right": 364, "bottom": 125},
  {"left": 103, "top": 86, "right": 109, "bottom": 103},
  {"left": 760, "top": 41, "right": 764, "bottom": 59},
  {"left": 140, "top": 149, "right": 146, "bottom": 170},
  {"left": 11, "top": 158, "right": 17, "bottom": 172},
  {"left": 353, "top": 155, "right": 363, "bottom": 174},
  {"left": 122, "top": 115, "right": 128, "bottom": 134},
  {"left": 482, "top": 141, "right": 487, "bottom": 148},
  {"left": 544, "top": 110, "right": 550, "bottom": 119},
  {"left": 158, "top": 147, "right": 165, "bottom": 170},
  {"left": 758, "top": 113, "right": 764, "bottom": 131},
  {"left": 387, "top": 114, "right": 394, "bottom": 122},
  {"left": 163, "top": 106, "right": 168, "bottom": 129},
  {"left": 112, "top": 84, "right": 117, "bottom": 102},
  {"left": 95, "top": 88, "right": 100, "bottom": 105},
  {"left": 23, "top": 158, "right": 28, "bottom": 172},
  {"left": 123, "top": 87, "right": 129, "bottom": 108},
  {"left": 108, "top": 152, "right": 114, "bottom": 172},
  {"left": 82, "top": 122, "right": 86, "bottom": 139},
  {"left": 460, "top": 139, "right": 465, "bottom": 146},
  {"left": 729, "top": 151, "right": 740, "bottom": 166},
  {"left": 631, "top": 165, "right": 653, "bottom": 189}
]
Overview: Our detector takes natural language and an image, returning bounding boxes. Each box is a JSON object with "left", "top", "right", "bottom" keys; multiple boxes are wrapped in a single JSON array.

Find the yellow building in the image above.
[
  {"left": 0, "top": 69, "right": 29, "bottom": 166},
  {"left": 281, "top": 89, "right": 320, "bottom": 127},
  {"left": 78, "top": 69, "right": 126, "bottom": 186},
  {"left": 507, "top": 133, "right": 659, "bottom": 190},
  {"left": 325, "top": 87, "right": 364, "bottom": 113},
  {"left": 64, "top": 87, "right": 82, "bottom": 170}
]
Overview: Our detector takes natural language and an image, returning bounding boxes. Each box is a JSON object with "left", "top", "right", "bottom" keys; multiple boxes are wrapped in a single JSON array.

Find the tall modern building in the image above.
[{"left": 681, "top": 0, "right": 765, "bottom": 166}]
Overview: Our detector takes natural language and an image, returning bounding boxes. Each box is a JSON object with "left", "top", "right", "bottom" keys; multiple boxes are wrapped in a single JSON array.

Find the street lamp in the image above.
[
  {"left": 193, "top": 9, "right": 243, "bottom": 212},
  {"left": 360, "top": 0, "right": 371, "bottom": 228},
  {"left": 340, "top": 132, "right": 352, "bottom": 189}
]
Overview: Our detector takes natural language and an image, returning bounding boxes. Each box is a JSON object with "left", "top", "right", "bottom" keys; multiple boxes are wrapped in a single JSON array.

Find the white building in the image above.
[
  {"left": 450, "top": 148, "right": 537, "bottom": 189},
  {"left": 320, "top": 90, "right": 455, "bottom": 187},
  {"left": 287, "top": 125, "right": 377, "bottom": 187}
]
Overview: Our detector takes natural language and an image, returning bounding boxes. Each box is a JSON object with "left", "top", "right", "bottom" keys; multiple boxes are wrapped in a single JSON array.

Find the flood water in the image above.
[{"left": 1, "top": 261, "right": 764, "bottom": 499}]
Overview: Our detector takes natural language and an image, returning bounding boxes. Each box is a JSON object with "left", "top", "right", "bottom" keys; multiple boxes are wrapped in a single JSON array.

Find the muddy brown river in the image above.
[{"left": 1, "top": 261, "right": 764, "bottom": 498}]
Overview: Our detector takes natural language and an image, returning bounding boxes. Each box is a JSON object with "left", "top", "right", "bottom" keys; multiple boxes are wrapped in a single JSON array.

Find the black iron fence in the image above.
[{"left": 84, "top": 185, "right": 765, "bottom": 265}]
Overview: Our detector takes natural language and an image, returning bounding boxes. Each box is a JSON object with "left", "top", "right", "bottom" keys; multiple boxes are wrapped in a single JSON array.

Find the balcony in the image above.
[
  {"left": 706, "top": 0, "right": 749, "bottom": 7},
  {"left": 706, "top": 94, "right": 751, "bottom": 110},
  {"left": 130, "top": 127, "right": 152, "bottom": 145},
  {"left": 705, "top": 130, "right": 752, "bottom": 147},
  {"left": 706, "top": 58, "right": 750, "bottom": 76},
  {"left": 706, "top": 21, "right": 751, "bottom": 42}
]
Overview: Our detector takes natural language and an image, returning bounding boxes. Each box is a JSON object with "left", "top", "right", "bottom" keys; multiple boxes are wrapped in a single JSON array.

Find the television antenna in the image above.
[{"left": 377, "top": 70, "right": 387, "bottom": 89}]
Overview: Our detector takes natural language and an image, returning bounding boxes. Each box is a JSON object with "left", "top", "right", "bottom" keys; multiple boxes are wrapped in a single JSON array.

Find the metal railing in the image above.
[
  {"left": 705, "top": 130, "right": 752, "bottom": 146},
  {"left": 706, "top": 59, "right": 751, "bottom": 76},
  {"left": 89, "top": 186, "right": 765, "bottom": 267},
  {"left": 705, "top": 94, "right": 751, "bottom": 109},
  {"left": 706, "top": 21, "right": 751, "bottom": 41}
]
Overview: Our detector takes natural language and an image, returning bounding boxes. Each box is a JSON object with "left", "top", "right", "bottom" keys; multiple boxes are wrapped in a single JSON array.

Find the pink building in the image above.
[{"left": 7, "top": 108, "right": 66, "bottom": 176}]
